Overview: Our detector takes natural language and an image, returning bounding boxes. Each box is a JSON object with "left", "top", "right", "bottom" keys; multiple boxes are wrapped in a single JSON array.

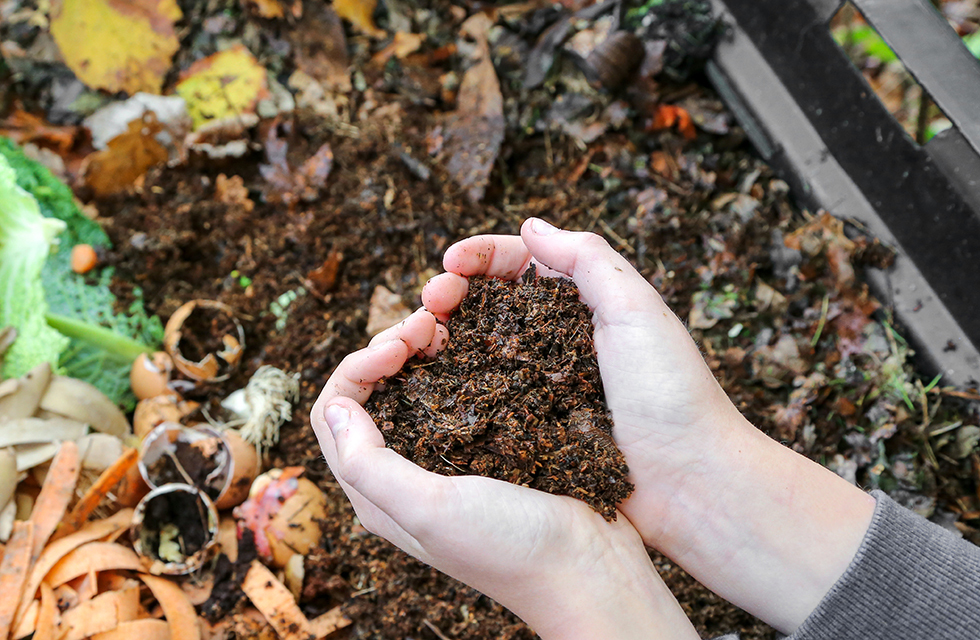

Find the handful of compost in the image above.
[{"left": 365, "top": 268, "right": 633, "bottom": 520}]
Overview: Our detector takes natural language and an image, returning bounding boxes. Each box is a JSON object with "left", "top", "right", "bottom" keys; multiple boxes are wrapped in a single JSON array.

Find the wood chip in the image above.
[
  {"left": 242, "top": 560, "right": 314, "bottom": 640},
  {"left": 44, "top": 542, "right": 143, "bottom": 588},
  {"left": 0, "top": 521, "right": 35, "bottom": 639},
  {"left": 59, "top": 447, "right": 139, "bottom": 537},
  {"left": 29, "top": 441, "right": 81, "bottom": 560},
  {"left": 13, "top": 509, "right": 133, "bottom": 629},
  {"left": 141, "top": 574, "right": 201, "bottom": 640}
]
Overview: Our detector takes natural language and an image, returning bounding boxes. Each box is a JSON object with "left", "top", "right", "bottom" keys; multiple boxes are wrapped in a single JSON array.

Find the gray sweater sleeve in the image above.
[{"left": 712, "top": 490, "right": 980, "bottom": 640}]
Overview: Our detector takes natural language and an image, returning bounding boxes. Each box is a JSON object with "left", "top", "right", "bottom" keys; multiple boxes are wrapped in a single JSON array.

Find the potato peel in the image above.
[
  {"left": 29, "top": 441, "right": 81, "bottom": 561},
  {"left": 0, "top": 521, "right": 35, "bottom": 639},
  {"left": 241, "top": 560, "right": 313, "bottom": 640},
  {"left": 141, "top": 573, "right": 202, "bottom": 640}
]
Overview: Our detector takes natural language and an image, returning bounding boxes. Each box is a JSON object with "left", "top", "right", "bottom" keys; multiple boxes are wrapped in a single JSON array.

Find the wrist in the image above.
[
  {"left": 644, "top": 412, "right": 875, "bottom": 633},
  {"left": 521, "top": 524, "right": 699, "bottom": 640}
]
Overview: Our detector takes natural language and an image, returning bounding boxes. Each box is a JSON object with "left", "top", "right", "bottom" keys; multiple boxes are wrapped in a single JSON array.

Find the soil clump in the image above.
[{"left": 366, "top": 267, "right": 633, "bottom": 520}]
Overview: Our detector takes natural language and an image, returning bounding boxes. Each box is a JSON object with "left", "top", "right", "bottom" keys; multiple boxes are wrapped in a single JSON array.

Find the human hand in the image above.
[
  {"left": 422, "top": 218, "right": 876, "bottom": 633},
  {"left": 311, "top": 309, "right": 699, "bottom": 640}
]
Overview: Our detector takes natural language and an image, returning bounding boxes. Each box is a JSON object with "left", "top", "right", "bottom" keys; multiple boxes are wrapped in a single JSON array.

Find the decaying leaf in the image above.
[
  {"left": 366, "top": 285, "right": 411, "bottom": 337},
  {"left": 176, "top": 45, "right": 269, "bottom": 130},
  {"left": 240, "top": 0, "right": 285, "bottom": 18},
  {"left": 49, "top": 0, "right": 182, "bottom": 95},
  {"left": 260, "top": 125, "right": 333, "bottom": 205},
  {"left": 439, "top": 14, "right": 505, "bottom": 202},
  {"left": 84, "top": 114, "right": 169, "bottom": 198},
  {"left": 334, "top": 0, "right": 385, "bottom": 38}
]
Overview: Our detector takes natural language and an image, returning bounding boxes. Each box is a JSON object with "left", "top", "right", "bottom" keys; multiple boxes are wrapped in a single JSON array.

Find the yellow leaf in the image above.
[
  {"left": 333, "top": 0, "right": 385, "bottom": 38},
  {"left": 50, "top": 0, "right": 181, "bottom": 95},
  {"left": 175, "top": 45, "right": 269, "bottom": 130}
]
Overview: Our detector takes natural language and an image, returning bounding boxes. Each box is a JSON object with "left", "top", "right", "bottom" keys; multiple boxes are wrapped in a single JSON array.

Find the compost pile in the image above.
[
  {"left": 3, "top": 0, "right": 980, "bottom": 639},
  {"left": 367, "top": 268, "right": 633, "bottom": 520}
]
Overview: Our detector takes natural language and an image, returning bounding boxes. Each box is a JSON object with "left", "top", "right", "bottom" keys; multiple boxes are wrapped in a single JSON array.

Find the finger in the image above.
[
  {"left": 422, "top": 324, "right": 449, "bottom": 358},
  {"left": 421, "top": 272, "right": 468, "bottom": 315},
  {"left": 368, "top": 308, "right": 437, "bottom": 354},
  {"left": 443, "top": 235, "right": 531, "bottom": 279},
  {"left": 519, "top": 218, "right": 665, "bottom": 319},
  {"left": 318, "top": 339, "right": 410, "bottom": 404},
  {"left": 310, "top": 400, "right": 428, "bottom": 558},
  {"left": 320, "top": 397, "right": 445, "bottom": 535}
]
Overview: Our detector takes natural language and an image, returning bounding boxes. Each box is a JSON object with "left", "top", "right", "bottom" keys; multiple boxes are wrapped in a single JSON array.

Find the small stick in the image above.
[{"left": 422, "top": 619, "right": 452, "bottom": 640}]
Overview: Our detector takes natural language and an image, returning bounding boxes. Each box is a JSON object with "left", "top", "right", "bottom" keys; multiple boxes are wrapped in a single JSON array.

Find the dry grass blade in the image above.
[
  {"left": 29, "top": 441, "right": 81, "bottom": 560},
  {"left": 0, "top": 521, "right": 35, "bottom": 639},
  {"left": 59, "top": 447, "right": 139, "bottom": 537}
]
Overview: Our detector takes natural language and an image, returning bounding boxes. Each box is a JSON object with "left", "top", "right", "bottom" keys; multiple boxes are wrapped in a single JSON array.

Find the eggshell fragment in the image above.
[
  {"left": 214, "top": 429, "right": 260, "bottom": 509},
  {"left": 163, "top": 300, "right": 245, "bottom": 383},
  {"left": 130, "top": 352, "right": 174, "bottom": 401}
]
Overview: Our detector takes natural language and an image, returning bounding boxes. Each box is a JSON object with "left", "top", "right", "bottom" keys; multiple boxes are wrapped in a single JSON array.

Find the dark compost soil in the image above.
[{"left": 366, "top": 269, "right": 633, "bottom": 521}]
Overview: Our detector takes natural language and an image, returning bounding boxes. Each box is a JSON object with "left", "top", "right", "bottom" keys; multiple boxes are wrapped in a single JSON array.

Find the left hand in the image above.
[{"left": 311, "top": 309, "right": 699, "bottom": 640}]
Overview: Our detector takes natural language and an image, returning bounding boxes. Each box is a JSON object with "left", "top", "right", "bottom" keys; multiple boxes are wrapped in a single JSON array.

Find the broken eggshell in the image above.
[
  {"left": 213, "top": 429, "right": 260, "bottom": 510},
  {"left": 139, "top": 423, "right": 232, "bottom": 502},
  {"left": 133, "top": 394, "right": 199, "bottom": 440},
  {"left": 131, "top": 483, "right": 219, "bottom": 575},
  {"left": 163, "top": 300, "right": 244, "bottom": 382},
  {"left": 234, "top": 467, "right": 327, "bottom": 568},
  {"left": 130, "top": 351, "right": 175, "bottom": 400}
]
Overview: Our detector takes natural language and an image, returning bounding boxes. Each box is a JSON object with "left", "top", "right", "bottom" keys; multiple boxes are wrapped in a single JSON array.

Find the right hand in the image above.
[{"left": 422, "top": 218, "right": 876, "bottom": 633}]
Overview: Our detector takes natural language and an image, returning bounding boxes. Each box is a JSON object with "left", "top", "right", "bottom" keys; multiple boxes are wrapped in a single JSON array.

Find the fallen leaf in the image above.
[
  {"left": 240, "top": 0, "right": 284, "bottom": 18},
  {"left": 752, "top": 334, "right": 808, "bottom": 388},
  {"left": 176, "top": 45, "right": 269, "bottom": 130},
  {"left": 688, "top": 290, "right": 737, "bottom": 330},
  {"left": 0, "top": 111, "right": 78, "bottom": 155},
  {"left": 648, "top": 104, "right": 697, "bottom": 140},
  {"left": 307, "top": 251, "right": 343, "bottom": 294},
  {"left": 84, "top": 114, "right": 168, "bottom": 198},
  {"left": 49, "top": 0, "right": 182, "bottom": 95},
  {"left": 373, "top": 32, "right": 426, "bottom": 65},
  {"left": 334, "top": 0, "right": 385, "bottom": 38},
  {"left": 215, "top": 174, "right": 255, "bottom": 212},
  {"left": 366, "top": 286, "right": 411, "bottom": 337},
  {"left": 292, "top": 3, "right": 351, "bottom": 94},
  {"left": 440, "top": 14, "right": 505, "bottom": 202},
  {"left": 259, "top": 125, "right": 334, "bottom": 205}
]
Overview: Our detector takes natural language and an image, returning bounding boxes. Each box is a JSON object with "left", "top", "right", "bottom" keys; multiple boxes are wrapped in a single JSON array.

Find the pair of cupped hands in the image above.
[{"left": 311, "top": 218, "right": 875, "bottom": 640}]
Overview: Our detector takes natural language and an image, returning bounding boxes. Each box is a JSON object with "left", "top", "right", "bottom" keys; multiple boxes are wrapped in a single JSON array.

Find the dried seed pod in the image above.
[
  {"left": 214, "top": 429, "right": 261, "bottom": 510},
  {"left": 163, "top": 300, "right": 245, "bottom": 382},
  {"left": 585, "top": 31, "right": 645, "bottom": 91},
  {"left": 130, "top": 351, "right": 174, "bottom": 400},
  {"left": 131, "top": 483, "right": 219, "bottom": 575},
  {"left": 133, "top": 394, "right": 199, "bottom": 440},
  {"left": 234, "top": 467, "right": 327, "bottom": 568}
]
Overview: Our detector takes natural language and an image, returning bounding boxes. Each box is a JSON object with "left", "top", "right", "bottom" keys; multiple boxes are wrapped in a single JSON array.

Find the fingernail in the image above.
[
  {"left": 531, "top": 218, "right": 559, "bottom": 236},
  {"left": 324, "top": 404, "right": 350, "bottom": 437}
]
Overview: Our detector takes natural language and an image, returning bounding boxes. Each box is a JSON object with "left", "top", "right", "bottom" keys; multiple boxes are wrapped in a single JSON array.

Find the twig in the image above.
[
  {"left": 423, "top": 619, "right": 453, "bottom": 640},
  {"left": 597, "top": 219, "right": 635, "bottom": 255}
]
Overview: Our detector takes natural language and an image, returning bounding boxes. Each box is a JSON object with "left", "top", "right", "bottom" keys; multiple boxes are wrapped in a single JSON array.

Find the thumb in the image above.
[
  {"left": 318, "top": 397, "right": 442, "bottom": 532},
  {"left": 519, "top": 218, "right": 665, "bottom": 320}
]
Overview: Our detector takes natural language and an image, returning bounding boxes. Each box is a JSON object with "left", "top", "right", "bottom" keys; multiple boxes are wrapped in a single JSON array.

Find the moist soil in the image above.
[{"left": 366, "top": 269, "right": 633, "bottom": 520}]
